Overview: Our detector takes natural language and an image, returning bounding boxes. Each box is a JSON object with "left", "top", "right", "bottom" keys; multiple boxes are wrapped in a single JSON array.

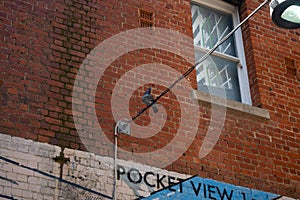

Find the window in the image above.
[{"left": 191, "top": 0, "right": 252, "bottom": 104}]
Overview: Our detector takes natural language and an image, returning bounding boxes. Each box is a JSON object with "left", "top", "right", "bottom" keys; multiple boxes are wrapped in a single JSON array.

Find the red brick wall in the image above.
[
  {"left": 0, "top": 0, "right": 56, "bottom": 141},
  {"left": 0, "top": 0, "right": 299, "bottom": 198}
]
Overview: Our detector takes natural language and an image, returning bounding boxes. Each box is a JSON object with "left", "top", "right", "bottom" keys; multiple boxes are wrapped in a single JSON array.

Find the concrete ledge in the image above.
[{"left": 191, "top": 90, "right": 270, "bottom": 120}]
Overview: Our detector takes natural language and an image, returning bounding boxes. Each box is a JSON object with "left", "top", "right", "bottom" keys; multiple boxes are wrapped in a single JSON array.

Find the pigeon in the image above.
[{"left": 142, "top": 87, "right": 158, "bottom": 113}]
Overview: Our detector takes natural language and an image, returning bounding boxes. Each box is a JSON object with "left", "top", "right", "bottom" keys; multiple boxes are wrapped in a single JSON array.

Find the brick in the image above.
[
  {"left": 0, "top": 0, "right": 299, "bottom": 199},
  {"left": 38, "top": 129, "right": 55, "bottom": 137}
]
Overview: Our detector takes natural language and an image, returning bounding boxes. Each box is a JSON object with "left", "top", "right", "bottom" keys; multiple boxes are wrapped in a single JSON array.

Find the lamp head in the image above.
[{"left": 270, "top": 0, "right": 300, "bottom": 29}]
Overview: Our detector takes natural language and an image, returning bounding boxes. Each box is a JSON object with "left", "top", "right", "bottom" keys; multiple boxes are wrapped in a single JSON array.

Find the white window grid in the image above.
[
  {"left": 197, "top": 61, "right": 232, "bottom": 90},
  {"left": 191, "top": 0, "right": 252, "bottom": 105}
]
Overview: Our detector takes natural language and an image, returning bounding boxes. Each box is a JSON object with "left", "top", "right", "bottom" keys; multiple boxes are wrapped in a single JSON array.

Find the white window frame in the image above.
[{"left": 191, "top": 0, "right": 252, "bottom": 105}]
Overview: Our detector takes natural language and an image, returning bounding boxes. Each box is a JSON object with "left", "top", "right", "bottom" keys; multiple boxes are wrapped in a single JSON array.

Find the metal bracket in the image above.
[{"left": 117, "top": 121, "right": 130, "bottom": 135}]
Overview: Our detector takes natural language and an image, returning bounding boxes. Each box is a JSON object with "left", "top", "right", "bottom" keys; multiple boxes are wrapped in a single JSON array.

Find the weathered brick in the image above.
[{"left": 0, "top": 0, "right": 299, "bottom": 199}]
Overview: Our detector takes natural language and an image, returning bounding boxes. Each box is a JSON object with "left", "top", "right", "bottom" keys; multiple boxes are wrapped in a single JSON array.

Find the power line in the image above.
[{"left": 131, "top": 0, "right": 269, "bottom": 122}]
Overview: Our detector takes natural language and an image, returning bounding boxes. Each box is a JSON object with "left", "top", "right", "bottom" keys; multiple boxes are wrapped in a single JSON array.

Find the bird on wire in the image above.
[{"left": 142, "top": 87, "right": 158, "bottom": 113}]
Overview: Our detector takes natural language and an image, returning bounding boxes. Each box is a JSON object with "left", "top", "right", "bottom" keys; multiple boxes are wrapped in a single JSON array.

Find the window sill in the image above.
[{"left": 191, "top": 90, "right": 270, "bottom": 120}]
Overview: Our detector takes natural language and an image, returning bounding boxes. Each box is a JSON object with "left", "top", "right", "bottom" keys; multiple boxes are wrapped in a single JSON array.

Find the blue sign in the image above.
[{"left": 140, "top": 176, "right": 281, "bottom": 200}]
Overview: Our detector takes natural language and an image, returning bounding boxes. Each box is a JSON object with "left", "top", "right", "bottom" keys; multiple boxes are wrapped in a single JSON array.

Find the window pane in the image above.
[
  {"left": 191, "top": 4, "right": 236, "bottom": 57},
  {"left": 195, "top": 50, "right": 241, "bottom": 102},
  {"left": 192, "top": 3, "right": 242, "bottom": 102}
]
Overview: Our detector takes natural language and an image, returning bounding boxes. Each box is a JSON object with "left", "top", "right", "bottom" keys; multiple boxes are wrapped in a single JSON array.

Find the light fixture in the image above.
[{"left": 270, "top": 0, "right": 300, "bottom": 29}]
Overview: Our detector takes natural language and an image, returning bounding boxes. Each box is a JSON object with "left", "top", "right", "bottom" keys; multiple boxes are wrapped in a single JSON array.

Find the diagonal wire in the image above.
[{"left": 131, "top": 0, "right": 270, "bottom": 122}]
